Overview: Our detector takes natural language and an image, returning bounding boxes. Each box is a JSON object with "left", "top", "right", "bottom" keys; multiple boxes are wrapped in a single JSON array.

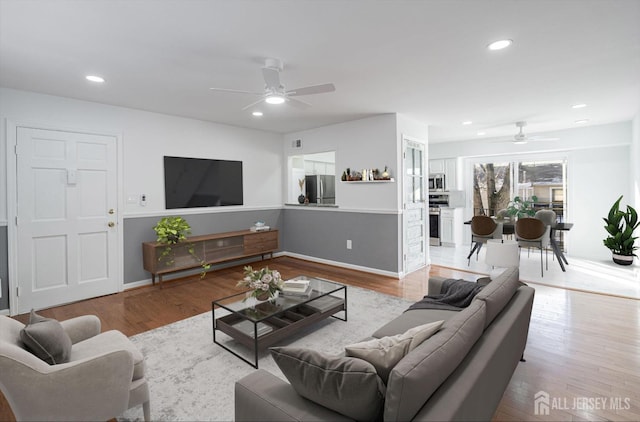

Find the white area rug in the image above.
[{"left": 119, "top": 286, "right": 413, "bottom": 421}]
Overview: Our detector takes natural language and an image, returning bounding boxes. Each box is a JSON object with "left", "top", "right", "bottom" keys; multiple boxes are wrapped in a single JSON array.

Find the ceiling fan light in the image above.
[
  {"left": 487, "top": 39, "right": 513, "bottom": 51},
  {"left": 252, "top": 111, "right": 263, "bottom": 117},
  {"left": 265, "top": 95, "right": 285, "bottom": 105},
  {"left": 513, "top": 140, "right": 528, "bottom": 145},
  {"left": 572, "top": 103, "right": 587, "bottom": 109}
]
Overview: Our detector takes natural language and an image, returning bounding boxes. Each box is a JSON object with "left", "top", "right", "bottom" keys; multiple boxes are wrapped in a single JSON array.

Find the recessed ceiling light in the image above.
[
  {"left": 252, "top": 111, "right": 263, "bottom": 117},
  {"left": 265, "top": 94, "right": 285, "bottom": 105},
  {"left": 477, "top": 131, "right": 486, "bottom": 136},
  {"left": 572, "top": 103, "right": 587, "bottom": 109},
  {"left": 462, "top": 121, "right": 473, "bottom": 125},
  {"left": 487, "top": 39, "right": 513, "bottom": 51},
  {"left": 575, "top": 119, "right": 590, "bottom": 124},
  {"left": 85, "top": 75, "right": 105, "bottom": 83}
]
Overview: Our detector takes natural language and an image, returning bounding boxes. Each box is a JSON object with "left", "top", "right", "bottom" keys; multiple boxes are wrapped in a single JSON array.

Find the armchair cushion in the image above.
[{"left": 19, "top": 310, "right": 72, "bottom": 365}]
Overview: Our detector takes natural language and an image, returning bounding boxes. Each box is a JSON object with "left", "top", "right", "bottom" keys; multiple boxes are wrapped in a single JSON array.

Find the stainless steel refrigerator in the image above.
[{"left": 305, "top": 175, "right": 335, "bottom": 204}]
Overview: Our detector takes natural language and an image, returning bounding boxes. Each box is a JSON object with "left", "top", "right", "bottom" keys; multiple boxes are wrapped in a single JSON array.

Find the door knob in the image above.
[
  {"left": 108, "top": 222, "right": 115, "bottom": 227},
  {"left": 108, "top": 208, "right": 115, "bottom": 214}
]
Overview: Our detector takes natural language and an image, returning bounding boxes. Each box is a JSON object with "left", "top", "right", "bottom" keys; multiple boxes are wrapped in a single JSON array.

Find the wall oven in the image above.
[{"left": 429, "top": 174, "right": 445, "bottom": 191}]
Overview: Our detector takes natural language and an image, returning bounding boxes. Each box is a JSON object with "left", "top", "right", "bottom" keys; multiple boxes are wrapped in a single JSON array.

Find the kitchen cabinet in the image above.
[
  {"left": 429, "top": 158, "right": 457, "bottom": 191},
  {"left": 429, "top": 159, "right": 445, "bottom": 174},
  {"left": 444, "top": 158, "right": 457, "bottom": 190},
  {"left": 440, "top": 207, "right": 462, "bottom": 245}
]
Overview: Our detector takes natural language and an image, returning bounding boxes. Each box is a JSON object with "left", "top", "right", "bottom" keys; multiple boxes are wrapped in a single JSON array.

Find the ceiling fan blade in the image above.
[
  {"left": 240, "top": 97, "right": 267, "bottom": 111},
  {"left": 262, "top": 67, "right": 281, "bottom": 88},
  {"left": 527, "top": 137, "right": 559, "bottom": 142},
  {"left": 287, "top": 83, "right": 335, "bottom": 96},
  {"left": 286, "top": 97, "right": 312, "bottom": 109},
  {"left": 210, "top": 87, "right": 263, "bottom": 96}
]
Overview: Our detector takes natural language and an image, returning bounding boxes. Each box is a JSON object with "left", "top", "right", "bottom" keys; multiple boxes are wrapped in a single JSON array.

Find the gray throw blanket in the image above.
[{"left": 407, "top": 279, "right": 484, "bottom": 311}]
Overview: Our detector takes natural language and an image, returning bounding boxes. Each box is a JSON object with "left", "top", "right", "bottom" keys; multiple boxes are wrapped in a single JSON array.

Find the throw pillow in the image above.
[
  {"left": 345, "top": 320, "right": 444, "bottom": 383},
  {"left": 270, "top": 347, "right": 386, "bottom": 421},
  {"left": 20, "top": 309, "right": 72, "bottom": 365}
]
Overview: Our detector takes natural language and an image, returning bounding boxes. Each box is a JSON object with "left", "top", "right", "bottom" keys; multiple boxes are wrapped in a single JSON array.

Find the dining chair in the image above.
[
  {"left": 468, "top": 215, "right": 503, "bottom": 265},
  {"left": 534, "top": 209, "right": 557, "bottom": 261},
  {"left": 485, "top": 238, "right": 520, "bottom": 279},
  {"left": 515, "top": 217, "right": 550, "bottom": 276}
]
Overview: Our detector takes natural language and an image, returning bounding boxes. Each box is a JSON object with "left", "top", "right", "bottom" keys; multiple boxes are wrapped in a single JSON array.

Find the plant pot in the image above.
[
  {"left": 612, "top": 253, "right": 634, "bottom": 266},
  {"left": 256, "top": 291, "right": 271, "bottom": 301},
  {"left": 298, "top": 194, "right": 305, "bottom": 204}
]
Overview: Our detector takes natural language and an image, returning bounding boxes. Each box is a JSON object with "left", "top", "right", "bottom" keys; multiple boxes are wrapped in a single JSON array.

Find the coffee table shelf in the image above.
[{"left": 212, "top": 277, "right": 347, "bottom": 368}]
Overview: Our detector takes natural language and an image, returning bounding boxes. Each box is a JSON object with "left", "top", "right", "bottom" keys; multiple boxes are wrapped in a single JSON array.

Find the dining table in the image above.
[{"left": 464, "top": 218, "right": 573, "bottom": 272}]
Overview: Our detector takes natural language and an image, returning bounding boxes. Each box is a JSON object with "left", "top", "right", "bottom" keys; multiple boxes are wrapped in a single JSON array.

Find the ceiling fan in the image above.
[
  {"left": 209, "top": 58, "right": 335, "bottom": 110},
  {"left": 502, "top": 121, "right": 559, "bottom": 144}
]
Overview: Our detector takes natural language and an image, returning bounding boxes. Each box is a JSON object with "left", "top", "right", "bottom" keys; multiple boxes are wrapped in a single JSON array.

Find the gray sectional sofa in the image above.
[{"left": 235, "top": 266, "right": 534, "bottom": 421}]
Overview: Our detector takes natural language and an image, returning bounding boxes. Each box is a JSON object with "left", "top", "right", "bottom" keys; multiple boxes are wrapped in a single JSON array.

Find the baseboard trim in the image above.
[{"left": 281, "top": 251, "right": 401, "bottom": 279}]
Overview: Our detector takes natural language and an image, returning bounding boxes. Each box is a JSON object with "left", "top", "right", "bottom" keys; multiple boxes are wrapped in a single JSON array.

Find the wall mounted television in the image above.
[{"left": 164, "top": 156, "right": 243, "bottom": 209}]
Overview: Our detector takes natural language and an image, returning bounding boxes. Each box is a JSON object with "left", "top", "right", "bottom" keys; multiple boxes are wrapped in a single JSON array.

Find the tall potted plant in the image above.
[
  {"left": 603, "top": 195, "right": 639, "bottom": 265},
  {"left": 153, "top": 216, "right": 211, "bottom": 277}
]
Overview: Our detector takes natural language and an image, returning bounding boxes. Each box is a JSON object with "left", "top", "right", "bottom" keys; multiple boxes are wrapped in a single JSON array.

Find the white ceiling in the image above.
[{"left": 1, "top": 0, "right": 639, "bottom": 142}]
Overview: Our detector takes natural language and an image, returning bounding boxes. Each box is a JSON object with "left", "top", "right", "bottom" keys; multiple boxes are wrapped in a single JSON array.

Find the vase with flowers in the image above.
[{"left": 237, "top": 266, "right": 284, "bottom": 301}]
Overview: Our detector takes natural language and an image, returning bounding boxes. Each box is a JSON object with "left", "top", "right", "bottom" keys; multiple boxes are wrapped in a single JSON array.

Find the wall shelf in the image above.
[{"left": 341, "top": 178, "right": 395, "bottom": 184}]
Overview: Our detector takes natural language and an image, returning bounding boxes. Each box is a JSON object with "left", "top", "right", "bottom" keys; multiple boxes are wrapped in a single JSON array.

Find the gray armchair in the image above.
[{"left": 0, "top": 314, "right": 150, "bottom": 421}]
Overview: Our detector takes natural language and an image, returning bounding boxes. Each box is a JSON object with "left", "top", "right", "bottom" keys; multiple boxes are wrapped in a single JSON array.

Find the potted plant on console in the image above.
[
  {"left": 603, "top": 195, "right": 639, "bottom": 265},
  {"left": 153, "top": 216, "right": 211, "bottom": 277}
]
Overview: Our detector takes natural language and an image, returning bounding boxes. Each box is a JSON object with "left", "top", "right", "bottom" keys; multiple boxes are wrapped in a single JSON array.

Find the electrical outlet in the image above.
[
  {"left": 140, "top": 194, "right": 147, "bottom": 206},
  {"left": 346, "top": 240, "right": 352, "bottom": 250}
]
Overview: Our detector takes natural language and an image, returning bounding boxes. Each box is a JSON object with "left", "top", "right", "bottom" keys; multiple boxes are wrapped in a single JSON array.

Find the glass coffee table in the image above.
[{"left": 212, "top": 276, "right": 347, "bottom": 368}]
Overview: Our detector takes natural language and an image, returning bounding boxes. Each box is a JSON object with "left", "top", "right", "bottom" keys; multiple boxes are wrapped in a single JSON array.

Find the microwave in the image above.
[{"left": 429, "top": 174, "right": 445, "bottom": 191}]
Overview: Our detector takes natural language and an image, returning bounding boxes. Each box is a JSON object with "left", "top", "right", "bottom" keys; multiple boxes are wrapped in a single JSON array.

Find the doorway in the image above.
[
  {"left": 10, "top": 126, "right": 120, "bottom": 314},
  {"left": 403, "top": 137, "right": 427, "bottom": 274}
]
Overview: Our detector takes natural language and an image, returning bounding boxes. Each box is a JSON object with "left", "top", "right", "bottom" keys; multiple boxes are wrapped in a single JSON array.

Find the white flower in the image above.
[
  {"left": 261, "top": 284, "right": 269, "bottom": 291},
  {"left": 261, "top": 273, "right": 273, "bottom": 283}
]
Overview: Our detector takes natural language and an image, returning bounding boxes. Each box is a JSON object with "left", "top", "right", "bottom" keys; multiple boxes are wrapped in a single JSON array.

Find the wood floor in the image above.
[{"left": 2, "top": 256, "right": 639, "bottom": 421}]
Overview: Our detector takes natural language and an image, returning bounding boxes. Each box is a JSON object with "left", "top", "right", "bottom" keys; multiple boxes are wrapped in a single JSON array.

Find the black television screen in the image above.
[{"left": 164, "top": 156, "right": 243, "bottom": 209}]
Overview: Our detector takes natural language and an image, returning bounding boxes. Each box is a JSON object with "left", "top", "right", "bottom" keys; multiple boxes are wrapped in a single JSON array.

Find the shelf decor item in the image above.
[
  {"left": 298, "top": 178, "right": 305, "bottom": 204},
  {"left": 237, "top": 266, "right": 284, "bottom": 301},
  {"left": 153, "top": 216, "right": 211, "bottom": 278},
  {"left": 603, "top": 195, "right": 639, "bottom": 265}
]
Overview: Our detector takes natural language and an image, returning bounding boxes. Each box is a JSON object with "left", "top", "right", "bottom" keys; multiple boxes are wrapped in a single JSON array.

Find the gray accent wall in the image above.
[
  {"left": 0, "top": 226, "right": 8, "bottom": 310},
  {"left": 124, "top": 209, "right": 283, "bottom": 283},
  {"left": 282, "top": 208, "right": 400, "bottom": 273}
]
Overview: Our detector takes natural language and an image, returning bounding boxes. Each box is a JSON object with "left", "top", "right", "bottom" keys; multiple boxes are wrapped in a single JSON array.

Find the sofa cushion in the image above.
[
  {"left": 345, "top": 320, "right": 444, "bottom": 383},
  {"left": 70, "top": 330, "right": 145, "bottom": 380},
  {"left": 372, "top": 308, "right": 457, "bottom": 338},
  {"left": 384, "top": 299, "right": 487, "bottom": 422},
  {"left": 474, "top": 266, "right": 520, "bottom": 328},
  {"left": 19, "top": 310, "right": 72, "bottom": 365},
  {"left": 270, "top": 347, "right": 385, "bottom": 421}
]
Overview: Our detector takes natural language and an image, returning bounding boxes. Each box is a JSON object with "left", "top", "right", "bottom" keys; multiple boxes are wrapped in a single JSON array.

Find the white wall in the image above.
[
  {"left": 632, "top": 112, "right": 640, "bottom": 213},
  {"left": 0, "top": 88, "right": 284, "bottom": 220},
  {"left": 429, "top": 121, "right": 633, "bottom": 261},
  {"left": 284, "top": 114, "right": 399, "bottom": 211}
]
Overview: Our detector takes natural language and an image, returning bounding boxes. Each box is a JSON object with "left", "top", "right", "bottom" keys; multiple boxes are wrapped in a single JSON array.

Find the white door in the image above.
[
  {"left": 15, "top": 127, "right": 119, "bottom": 313},
  {"left": 403, "top": 138, "right": 427, "bottom": 273}
]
